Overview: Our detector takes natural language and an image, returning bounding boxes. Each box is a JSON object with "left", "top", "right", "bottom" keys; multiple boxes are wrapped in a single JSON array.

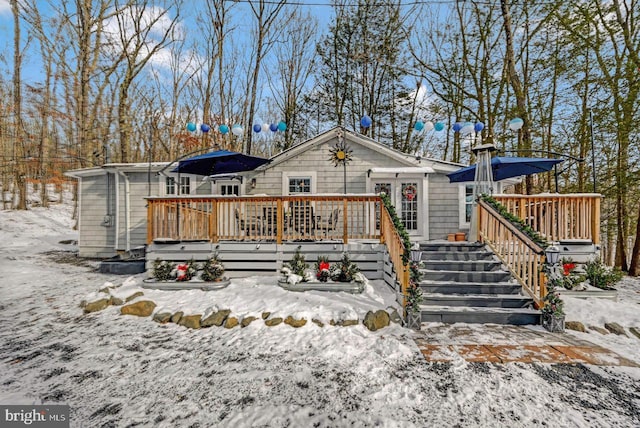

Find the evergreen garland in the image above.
[
  {"left": 285, "top": 249, "right": 308, "bottom": 278},
  {"left": 480, "top": 195, "right": 549, "bottom": 248},
  {"left": 152, "top": 259, "right": 174, "bottom": 281},
  {"left": 330, "top": 252, "right": 360, "bottom": 282},
  {"left": 201, "top": 254, "right": 225, "bottom": 282},
  {"left": 380, "top": 193, "right": 412, "bottom": 264}
]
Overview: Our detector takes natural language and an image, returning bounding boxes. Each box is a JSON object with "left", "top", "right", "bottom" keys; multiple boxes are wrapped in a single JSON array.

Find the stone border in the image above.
[
  {"left": 277, "top": 279, "right": 364, "bottom": 294},
  {"left": 141, "top": 278, "right": 231, "bottom": 291}
]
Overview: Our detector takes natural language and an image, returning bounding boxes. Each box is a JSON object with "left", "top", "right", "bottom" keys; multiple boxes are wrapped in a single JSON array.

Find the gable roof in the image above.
[{"left": 259, "top": 126, "right": 464, "bottom": 173}]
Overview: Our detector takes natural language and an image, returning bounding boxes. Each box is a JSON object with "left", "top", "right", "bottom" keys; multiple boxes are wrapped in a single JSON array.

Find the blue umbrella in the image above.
[
  {"left": 172, "top": 150, "right": 270, "bottom": 176},
  {"left": 447, "top": 156, "right": 563, "bottom": 183}
]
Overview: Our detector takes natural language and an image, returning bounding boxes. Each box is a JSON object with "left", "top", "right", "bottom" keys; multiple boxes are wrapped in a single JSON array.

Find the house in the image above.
[{"left": 66, "top": 126, "right": 510, "bottom": 258}]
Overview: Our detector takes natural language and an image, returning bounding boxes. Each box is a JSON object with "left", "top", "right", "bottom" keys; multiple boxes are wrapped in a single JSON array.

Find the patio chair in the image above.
[
  {"left": 262, "top": 206, "right": 278, "bottom": 236},
  {"left": 289, "top": 201, "right": 315, "bottom": 236},
  {"left": 316, "top": 208, "right": 340, "bottom": 236},
  {"left": 235, "top": 208, "right": 261, "bottom": 237}
]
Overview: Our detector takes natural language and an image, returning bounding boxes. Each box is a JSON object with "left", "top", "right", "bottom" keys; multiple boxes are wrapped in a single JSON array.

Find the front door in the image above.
[{"left": 372, "top": 179, "right": 425, "bottom": 237}]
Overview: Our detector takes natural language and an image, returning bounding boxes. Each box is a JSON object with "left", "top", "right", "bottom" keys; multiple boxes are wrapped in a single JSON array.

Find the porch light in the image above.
[
  {"left": 410, "top": 250, "right": 423, "bottom": 263},
  {"left": 545, "top": 244, "right": 560, "bottom": 266}
]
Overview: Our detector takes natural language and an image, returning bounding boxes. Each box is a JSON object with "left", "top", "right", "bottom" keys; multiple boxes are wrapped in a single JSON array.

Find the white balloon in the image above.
[
  {"left": 461, "top": 122, "right": 474, "bottom": 135},
  {"left": 262, "top": 124, "right": 270, "bottom": 134},
  {"left": 509, "top": 118, "right": 524, "bottom": 131},
  {"left": 231, "top": 124, "right": 243, "bottom": 136},
  {"left": 424, "top": 121, "right": 434, "bottom": 132}
]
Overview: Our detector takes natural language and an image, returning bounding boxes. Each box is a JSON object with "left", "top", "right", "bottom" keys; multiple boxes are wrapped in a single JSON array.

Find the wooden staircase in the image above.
[{"left": 418, "top": 242, "right": 541, "bottom": 325}]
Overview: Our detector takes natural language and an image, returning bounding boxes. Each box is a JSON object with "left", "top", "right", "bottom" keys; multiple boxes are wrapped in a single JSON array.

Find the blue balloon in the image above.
[
  {"left": 200, "top": 123, "right": 210, "bottom": 133},
  {"left": 219, "top": 124, "right": 229, "bottom": 134},
  {"left": 474, "top": 122, "right": 485, "bottom": 132},
  {"left": 253, "top": 124, "right": 261, "bottom": 133},
  {"left": 186, "top": 122, "right": 196, "bottom": 132},
  {"left": 269, "top": 123, "right": 278, "bottom": 132},
  {"left": 277, "top": 121, "right": 287, "bottom": 132},
  {"left": 434, "top": 122, "right": 445, "bottom": 132},
  {"left": 452, "top": 122, "right": 462, "bottom": 132},
  {"left": 360, "top": 115, "right": 372, "bottom": 128},
  {"left": 414, "top": 120, "right": 424, "bottom": 131}
]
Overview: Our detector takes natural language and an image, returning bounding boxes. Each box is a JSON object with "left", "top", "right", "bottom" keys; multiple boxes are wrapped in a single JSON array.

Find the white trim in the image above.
[
  {"left": 281, "top": 171, "right": 317, "bottom": 195},
  {"left": 114, "top": 172, "right": 120, "bottom": 250},
  {"left": 369, "top": 167, "right": 434, "bottom": 176},
  {"left": 459, "top": 184, "right": 473, "bottom": 229}
]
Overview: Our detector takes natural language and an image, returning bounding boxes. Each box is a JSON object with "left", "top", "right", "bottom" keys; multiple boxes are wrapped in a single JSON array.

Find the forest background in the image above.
[{"left": 0, "top": 0, "right": 638, "bottom": 274}]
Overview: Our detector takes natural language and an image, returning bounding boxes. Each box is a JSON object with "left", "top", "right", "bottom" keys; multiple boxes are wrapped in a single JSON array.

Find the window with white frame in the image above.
[
  {"left": 459, "top": 184, "right": 474, "bottom": 226},
  {"left": 180, "top": 176, "right": 191, "bottom": 194},
  {"left": 166, "top": 177, "right": 176, "bottom": 195},
  {"left": 288, "top": 177, "right": 311, "bottom": 194},
  {"left": 220, "top": 183, "right": 239, "bottom": 196}
]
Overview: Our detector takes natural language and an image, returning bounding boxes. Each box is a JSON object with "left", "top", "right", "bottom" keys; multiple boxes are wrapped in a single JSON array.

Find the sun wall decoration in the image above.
[{"left": 329, "top": 130, "right": 353, "bottom": 194}]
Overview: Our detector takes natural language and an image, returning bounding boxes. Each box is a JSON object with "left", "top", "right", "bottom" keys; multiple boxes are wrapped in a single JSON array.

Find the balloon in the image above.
[
  {"left": 219, "top": 124, "right": 229, "bottom": 134},
  {"left": 474, "top": 122, "right": 485, "bottom": 132},
  {"left": 414, "top": 120, "right": 424, "bottom": 131},
  {"left": 253, "top": 124, "right": 262, "bottom": 133},
  {"left": 434, "top": 122, "right": 445, "bottom": 132},
  {"left": 200, "top": 123, "right": 210, "bottom": 133},
  {"left": 461, "top": 122, "right": 474, "bottom": 135},
  {"left": 360, "top": 115, "right": 372, "bottom": 128},
  {"left": 262, "top": 124, "right": 270, "bottom": 134},
  {"left": 424, "top": 121, "right": 434, "bottom": 132},
  {"left": 509, "top": 117, "right": 524, "bottom": 131},
  {"left": 277, "top": 121, "right": 287, "bottom": 132},
  {"left": 269, "top": 123, "right": 278, "bottom": 132},
  {"left": 452, "top": 122, "right": 463, "bottom": 132},
  {"left": 186, "top": 122, "right": 196, "bottom": 132},
  {"left": 231, "top": 124, "right": 243, "bottom": 136}
]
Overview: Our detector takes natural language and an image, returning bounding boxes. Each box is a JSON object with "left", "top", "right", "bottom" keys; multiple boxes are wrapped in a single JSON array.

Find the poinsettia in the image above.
[
  {"left": 563, "top": 262, "right": 576, "bottom": 276},
  {"left": 316, "top": 257, "right": 331, "bottom": 282}
]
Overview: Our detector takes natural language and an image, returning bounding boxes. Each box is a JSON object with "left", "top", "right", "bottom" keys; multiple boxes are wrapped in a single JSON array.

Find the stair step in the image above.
[
  {"left": 421, "top": 269, "right": 512, "bottom": 283},
  {"left": 420, "top": 306, "right": 540, "bottom": 325},
  {"left": 420, "top": 251, "right": 495, "bottom": 261},
  {"left": 422, "top": 260, "right": 503, "bottom": 272},
  {"left": 420, "top": 242, "right": 485, "bottom": 252},
  {"left": 423, "top": 293, "right": 534, "bottom": 308},
  {"left": 421, "top": 281, "right": 522, "bottom": 295}
]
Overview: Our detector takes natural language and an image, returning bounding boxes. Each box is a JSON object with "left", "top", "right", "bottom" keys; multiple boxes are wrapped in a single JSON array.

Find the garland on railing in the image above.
[
  {"left": 380, "top": 193, "right": 411, "bottom": 264},
  {"left": 480, "top": 195, "right": 549, "bottom": 249}
]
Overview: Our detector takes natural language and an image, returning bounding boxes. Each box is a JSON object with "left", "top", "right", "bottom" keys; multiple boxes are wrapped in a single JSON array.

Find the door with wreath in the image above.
[{"left": 372, "top": 180, "right": 423, "bottom": 236}]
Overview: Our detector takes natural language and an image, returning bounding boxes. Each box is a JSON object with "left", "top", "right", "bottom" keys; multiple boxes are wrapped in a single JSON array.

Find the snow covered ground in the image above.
[{"left": 1, "top": 203, "right": 640, "bottom": 427}]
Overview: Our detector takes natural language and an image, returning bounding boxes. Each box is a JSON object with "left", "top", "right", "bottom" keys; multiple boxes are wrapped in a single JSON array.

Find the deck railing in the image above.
[
  {"left": 477, "top": 198, "right": 547, "bottom": 307},
  {"left": 379, "top": 203, "right": 410, "bottom": 298},
  {"left": 147, "top": 195, "right": 383, "bottom": 244},
  {"left": 493, "top": 193, "right": 601, "bottom": 244}
]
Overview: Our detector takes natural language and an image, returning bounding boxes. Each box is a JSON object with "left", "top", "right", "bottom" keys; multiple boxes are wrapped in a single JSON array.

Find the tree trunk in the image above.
[
  {"left": 629, "top": 203, "right": 640, "bottom": 276},
  {"left": 11, "top": 0, "right": 27, "bottom": 210}
]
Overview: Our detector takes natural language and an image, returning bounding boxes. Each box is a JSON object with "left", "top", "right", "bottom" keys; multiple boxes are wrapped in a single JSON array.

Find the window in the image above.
[
  {"left": 166, "top": 177, "right": 176, "bottom": 195},
  {"left": 288, "top": 177, "right": 311, "bottom": 194},
  {"left": 465, "top": 185, "right": 473, "bottom": 223},
  {"left": 401, "top": 182, "right": 418, "bottom": 230},
  {"left": 220, "top": 184, "right": 239, "bottom": 196},
  {"left": 180, "top": 176, "right": 191, "bottom": 194}
]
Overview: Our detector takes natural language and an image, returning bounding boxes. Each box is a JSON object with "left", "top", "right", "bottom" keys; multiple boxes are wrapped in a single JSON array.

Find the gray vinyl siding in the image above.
[
  {"left": 248, "top": 137, "right": 407, "bottom": 195},
  {"left": 115, "top": 172, "right": 154, "bottom": 251},
  {"left": 78, "top": 175, "right": 115, "bottom": 258},
  {"left": 428, "top": 174, "right": 463, "bottom": 239}
]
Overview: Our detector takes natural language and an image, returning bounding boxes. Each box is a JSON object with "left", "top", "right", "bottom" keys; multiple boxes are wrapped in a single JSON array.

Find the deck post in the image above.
[
  {"left": 343, "top": 199, "right": 349, "bottom": 244},
  {"left": 591, "top": 196, "right": 601, "bottom": 245},
  {"left": 146, "top": 201, "right": 153, "bottom": 244},
  {"left": 210, "top": 200, "right": 218, "bottom": 242},
  {"left": 276, "top": 198, "right": 283, "bottom": 244}
]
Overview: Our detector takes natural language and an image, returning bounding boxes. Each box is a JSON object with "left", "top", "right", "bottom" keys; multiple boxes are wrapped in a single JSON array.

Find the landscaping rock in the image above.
[
  {"left": 121, "top": 300, "right": 156, "bottom": 317},
  {"left": 341, "top": 319, "right": 359, "bottom": 327},
  {"left": 83, "top": 298, "right": 110, "bottom": 314},
  {"left": 565, "top": 321, "right": 586, "bottom": 333},
  {"left": 98, "top": 286, "right": 114, "bottom": 293},
  {"left": 224, "top": 317, "right": 239, "bottom": 329},
  {"left": 153, "top": 312, "right": 172, "bottom": 324},
  {"left": 201, "top": 309, "right": 231, "bottom": 328},
  {"left": 109, "top": 296, "right": 124, "bottom": 306},
  {"left": 125, "top": 291, "right": 144, "bottom": 303},
  {"left": 261, "top": 312, "right": 271, "bottom": 320},
  {"left": 284, "top": 316, "right": 307, "bottom": 328},
  {"left": 329, "top": 320, "right": 336, "bottom": 326},
  {"left": 589, "top": 326, "right": 609, "bottom": 335},
  {"left": 629, "top": 327, "right": 640, "bottom": 340},
  {"left": 241, "top": 316, "right": 258, "bottom": 328},
  {"left": 604, "top": 322, "right": 628, "bottom": 336},
  {"left": 178, "top": 315, "right": 202, "bottom": 329},
  {"left": 387, "top": 307, "right": 402, "bottom": 325},
  {"left": 264, "top": 317, "right": 283, "bottom": 327},
  {"left": 363, "top": 310, "right": 390, "bottom": 331},
  {"left": 312, "top": 319, "right": 324, "bottom": 328},
  {"left": 171, "top": 312, "right": 183, "bottom": 323}
]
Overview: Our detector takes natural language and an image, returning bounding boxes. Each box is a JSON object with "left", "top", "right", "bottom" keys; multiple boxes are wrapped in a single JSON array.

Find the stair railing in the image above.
[{"left": 477, "top": 198, "right": 547, "bottom": 308}]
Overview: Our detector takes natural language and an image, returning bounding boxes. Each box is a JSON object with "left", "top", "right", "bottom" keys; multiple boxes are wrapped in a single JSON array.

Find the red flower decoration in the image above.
[
  {"left": 562, "top": 263, "right": 576, "bottom": 276},
  {"left": 176, "top": 264, "right": 188, "bottom": 281},
  {"left": 318, "top": 261, "right": 330, "bottom": 272}
]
